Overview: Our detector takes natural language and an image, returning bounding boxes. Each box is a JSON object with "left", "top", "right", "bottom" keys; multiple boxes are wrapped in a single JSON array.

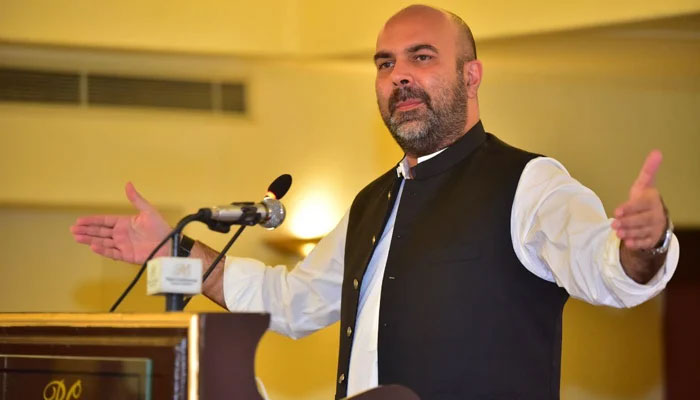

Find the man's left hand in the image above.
[{"left": 612, "top": 150, "right": 668, "bottom": 283}]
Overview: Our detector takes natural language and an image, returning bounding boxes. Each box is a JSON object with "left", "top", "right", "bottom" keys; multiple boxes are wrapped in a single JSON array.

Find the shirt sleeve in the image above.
[
  {"left": 222, "top": 210, "right": 348, "bottom": 339},
  {"left": 511, "top": 157, "right": 679, "bottom": 308}
]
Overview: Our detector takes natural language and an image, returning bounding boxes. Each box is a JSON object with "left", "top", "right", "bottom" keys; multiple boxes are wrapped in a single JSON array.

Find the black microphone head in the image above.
[{"left": 266, "top": 174, "right": 292, "bottom": 200}]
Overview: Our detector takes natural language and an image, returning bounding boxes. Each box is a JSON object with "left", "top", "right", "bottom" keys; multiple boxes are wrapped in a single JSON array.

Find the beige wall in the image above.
[
  {"left": 298, "top": 0, "right": 700, "bottom": 55},
  {"left": 2, "top": 0, "right": 699, "bottom": 55},
  {"left": 1, "top": 2, "right": 698, "bottom": 399}
]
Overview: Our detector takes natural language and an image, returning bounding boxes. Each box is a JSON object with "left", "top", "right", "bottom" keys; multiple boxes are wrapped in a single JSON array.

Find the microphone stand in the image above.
[
  {"left": 166, "top": 232, "right": 184, "bottom": 312},
  {"left": 181, "top": 225, "right": 247, "bottom": 309},
  {"left": 164, "top": 215, "right": 234, "bottom": 312}
]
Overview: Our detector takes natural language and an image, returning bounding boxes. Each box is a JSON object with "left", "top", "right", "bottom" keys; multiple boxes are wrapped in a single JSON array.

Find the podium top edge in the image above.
[{"left": 0, "top": 312, "right": 198, "bottom": 328}]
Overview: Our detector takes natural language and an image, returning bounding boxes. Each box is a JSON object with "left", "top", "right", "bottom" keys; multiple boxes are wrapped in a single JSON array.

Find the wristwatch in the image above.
[
  {"left": 177, "top": 234, "right": 195, "bottom": 257},
  {"left": 648, "top": 216, "right": 673, "bottom": 257}
]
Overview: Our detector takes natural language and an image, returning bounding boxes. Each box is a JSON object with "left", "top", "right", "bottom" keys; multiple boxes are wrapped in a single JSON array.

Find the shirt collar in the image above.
[
  {"left": 394, "top": 120, "right": 487, "bottom": 180},
  {"left": 396, "top": 148, "right": 447, "bottom": 179}
]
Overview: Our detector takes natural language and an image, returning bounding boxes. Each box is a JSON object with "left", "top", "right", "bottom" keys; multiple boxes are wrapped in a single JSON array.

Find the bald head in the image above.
[
  {"left": 445, "top": 10, "right": 477, "bottom": 62},
  {"left": 381, "top": 5, "right": 477, "bottom": 66}
]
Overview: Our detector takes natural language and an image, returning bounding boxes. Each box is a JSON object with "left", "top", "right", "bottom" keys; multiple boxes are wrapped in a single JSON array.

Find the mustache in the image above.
[{"left": 388, "top": 86, "right": 432, "bottom": 114}]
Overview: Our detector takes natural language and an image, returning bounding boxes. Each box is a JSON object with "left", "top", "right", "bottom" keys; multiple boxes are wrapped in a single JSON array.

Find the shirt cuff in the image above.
[
  {"left": 222, "top": 256, "right": 269, "bottom": 313},
  {"left": 601, "top": 228, "right": 679, "bottom": 308}
]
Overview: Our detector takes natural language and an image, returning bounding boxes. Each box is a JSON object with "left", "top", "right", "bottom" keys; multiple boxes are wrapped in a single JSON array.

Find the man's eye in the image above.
[
  {"left": 415, "top": 54, "right": 432, "bottom": 61},
  {"left": 378, "top": 61, "right": 394, "bottom": 70}
]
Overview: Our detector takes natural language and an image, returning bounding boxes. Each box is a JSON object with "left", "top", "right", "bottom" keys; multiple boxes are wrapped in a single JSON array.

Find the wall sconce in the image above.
[{"left": 264, "top": 189, "right": 339, "bottom": 257}]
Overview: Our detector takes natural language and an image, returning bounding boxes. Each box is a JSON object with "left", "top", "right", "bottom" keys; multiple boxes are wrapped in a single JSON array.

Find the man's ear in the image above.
[{"left": 464, "top": 60, "right": 483, "bottom": 98}]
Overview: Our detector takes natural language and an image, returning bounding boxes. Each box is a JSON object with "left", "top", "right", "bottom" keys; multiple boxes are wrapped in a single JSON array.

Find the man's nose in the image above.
[{"left": 391, "top": 63, "right": 413, "bottom": 87}]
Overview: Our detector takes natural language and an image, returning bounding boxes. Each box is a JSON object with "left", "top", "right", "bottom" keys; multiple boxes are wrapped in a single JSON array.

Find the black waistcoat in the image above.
[{"left": 336, "top": 122, "right": 569, "bottom": 399}]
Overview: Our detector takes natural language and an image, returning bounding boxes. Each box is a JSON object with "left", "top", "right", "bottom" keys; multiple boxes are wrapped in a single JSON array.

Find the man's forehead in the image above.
[{"left": 375, "top": 7, "right": 455, "bottom": 52}]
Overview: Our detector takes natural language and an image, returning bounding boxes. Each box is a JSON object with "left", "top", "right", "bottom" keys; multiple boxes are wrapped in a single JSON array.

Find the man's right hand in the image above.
[{"left": 70, "top": 182, "right": 172, "bottom": 264}]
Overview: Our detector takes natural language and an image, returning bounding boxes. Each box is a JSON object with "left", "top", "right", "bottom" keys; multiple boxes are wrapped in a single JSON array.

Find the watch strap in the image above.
[
  {"left": 648, "top": 214, "right": 673, "bottom": 257},
  {"left": 177, "top": 234, "right": 195, "bottom": 257}
]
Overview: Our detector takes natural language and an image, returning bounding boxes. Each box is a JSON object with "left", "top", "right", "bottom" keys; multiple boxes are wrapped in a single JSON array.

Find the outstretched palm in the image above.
[{"left": 70, "top": 183, "right": 172, "bottom": 264}]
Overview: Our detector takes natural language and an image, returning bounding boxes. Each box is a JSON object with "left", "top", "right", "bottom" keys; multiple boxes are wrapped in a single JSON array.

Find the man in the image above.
[{"left": 71, "top": 5, "right": 678, "bottom": 399}]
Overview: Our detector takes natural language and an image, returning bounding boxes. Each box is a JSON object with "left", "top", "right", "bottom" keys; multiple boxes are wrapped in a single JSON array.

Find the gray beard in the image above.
[{"left": 381, "top": 76, "right": 468, "bottom": 157}]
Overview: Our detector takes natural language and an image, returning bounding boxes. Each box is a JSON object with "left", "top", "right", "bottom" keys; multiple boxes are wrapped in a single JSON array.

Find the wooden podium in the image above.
[{"left": 0, "top": 313, "right": 418, "bottom": 400}]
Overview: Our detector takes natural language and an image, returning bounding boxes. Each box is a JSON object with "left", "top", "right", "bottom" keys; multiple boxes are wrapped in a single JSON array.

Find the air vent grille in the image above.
[
  {"left": 0, "top": 68, "right": 80, "bottom": 104},
  {"left": 88, "top": 75, "right": 213, "bottom": 110},
  {"left": 221, "top": 83, "right": 246, "bottom": 113},
  {"left": 0, "top": 67, "right": 246, "bottom": 114}
]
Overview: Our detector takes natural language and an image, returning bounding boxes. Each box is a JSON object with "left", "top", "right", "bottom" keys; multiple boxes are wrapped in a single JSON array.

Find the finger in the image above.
[
  {"left": 612, "top": 211, "right": 655, "bottom": 230},
  {"left": 631, "top": 150, "right": 662, "bottom": 192},
  {"left": 72, "top": 231, "right": 116, "bottom": 246},
  {"left": 125, "top": 182, "right": 155, "bottom": 213},
  {"left": 616, "top": 226, "right": 654, "bottom": 240},
  {"left": 71, "top": 225, "right": 114, "bottom": 238},
  {"left": 73, "top": 215, "right": 121, "bottom": 228},
  {"left": 73, "top": 234, "right": 97, "bottom": 245},
  {"left": 624, "top": 239, "right": 641, "bottom": 250}
]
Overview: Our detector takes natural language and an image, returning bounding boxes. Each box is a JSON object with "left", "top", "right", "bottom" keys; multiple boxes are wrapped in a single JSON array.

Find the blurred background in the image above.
[{"left": 1, "top": 1, "right": 699, "bottom": 399}]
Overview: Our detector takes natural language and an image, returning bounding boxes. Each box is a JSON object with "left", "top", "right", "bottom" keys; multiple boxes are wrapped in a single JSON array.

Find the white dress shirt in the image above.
[{"left": 222, "top": 155, "right": 679, "bottom": 397}]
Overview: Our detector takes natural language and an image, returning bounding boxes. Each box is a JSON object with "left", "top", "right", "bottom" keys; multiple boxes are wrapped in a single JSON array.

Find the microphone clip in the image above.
[
  {"left": 205, "top": 220, "right": 232, "bottom": 233},
  {"left": 196, "top": 202, "right": 264, "bottom": 233},
  {"left": 229, "top": 202, "right": 266, "bottom": 226}
]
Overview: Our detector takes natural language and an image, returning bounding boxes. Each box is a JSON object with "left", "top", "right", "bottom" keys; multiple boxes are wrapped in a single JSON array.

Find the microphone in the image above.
[
  {"left": 198, "top": 198, "right": 285, "bottom": 229},
  {"left": 197, "top": 174, "right": 291, "bottom": 229},
  {"left": 266, "top": 174, "right": 292, "bottom": 200}
]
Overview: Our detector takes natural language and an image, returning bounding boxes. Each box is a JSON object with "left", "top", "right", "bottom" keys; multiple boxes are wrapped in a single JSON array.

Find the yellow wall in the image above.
[
  {"left": 0, "top": 1, "right": 303, "bottom": 55},
  {"left": 1, "top": 2, "right": 699, "bottom": 400},
  {"left": 2, "top": 0, "right": 699, "bottom": 55},
  {"left": 298, "top": 0, "right": 700, "bottom": 55}
]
